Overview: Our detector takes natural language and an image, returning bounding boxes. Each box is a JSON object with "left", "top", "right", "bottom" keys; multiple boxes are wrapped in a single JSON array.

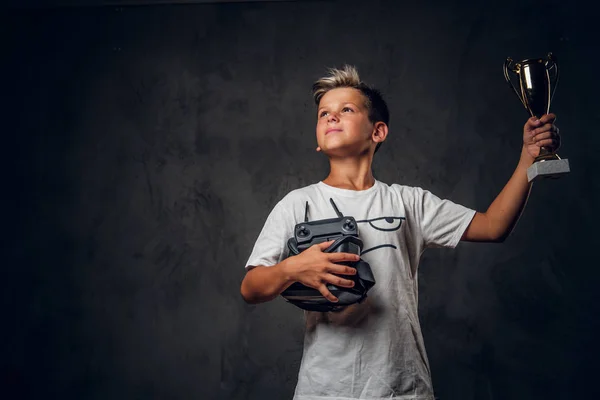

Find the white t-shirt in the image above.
[{"left": 245, "top": 179, "right": 476, "bottom": 400}]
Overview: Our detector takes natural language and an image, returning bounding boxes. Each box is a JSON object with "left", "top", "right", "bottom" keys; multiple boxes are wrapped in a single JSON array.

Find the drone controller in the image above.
[{"left": 280, "top": 199, "right": 376, "bottom": 312}]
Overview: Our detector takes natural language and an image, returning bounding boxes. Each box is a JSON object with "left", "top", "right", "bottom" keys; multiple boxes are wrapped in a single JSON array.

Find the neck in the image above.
[{"left": 322, "top": 155, "right": 376, "bottom": 191}]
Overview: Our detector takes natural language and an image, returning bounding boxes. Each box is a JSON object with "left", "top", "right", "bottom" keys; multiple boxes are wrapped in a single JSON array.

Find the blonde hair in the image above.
[
  {"left": 312, "top": 65, "right": 362, "bottom": 105},
  {"left": 312, "top": 65, "right": 389, "bottom": 154}
]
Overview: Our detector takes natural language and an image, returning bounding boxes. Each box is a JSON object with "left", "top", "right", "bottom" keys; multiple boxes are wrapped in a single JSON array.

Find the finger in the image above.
[
  {"left": 327, "top": 263, "right": 357, "bottom": 275},
  {"left": 323, "top": 273, "right": 355, "bottom": 288},
  {"left": 539, "top": 113, "right": 557, "bottom": 124},
  {"left": 532, "top": 123, "right": 554, "bottom": 135},
  {"left": 317, "top": 284, "right": 338, "bottom": 302},
  {"left": 314, "top": 240, "right": 335, "bottom": 251},
  {"left": 328, "top": 252, "right": 360, "bottom": 263},
  {"left": 534, "top": 127, "right": 560, "bottom": 143},
  {"left": 536, "top": 138, "right": 558, "bottom": 148},
  {"left": 525, "top": 117, "right": 541, "bottom": 131},
  {"left": 534, "top": 131, "right": 552, "bottom": 142}
]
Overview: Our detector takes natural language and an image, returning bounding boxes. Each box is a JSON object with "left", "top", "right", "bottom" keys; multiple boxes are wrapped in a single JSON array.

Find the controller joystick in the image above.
[
  {"left": 298, "top": 226, "right": 310, "bottom": 237},
  {"left": 342, "top": 219, "right": 356, "bottom": 231}
]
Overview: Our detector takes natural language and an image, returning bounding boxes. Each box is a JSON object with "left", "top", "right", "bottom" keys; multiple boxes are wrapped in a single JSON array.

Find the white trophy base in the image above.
[{"left": 527, "top": 158, "right": 570, "bottom": 183}]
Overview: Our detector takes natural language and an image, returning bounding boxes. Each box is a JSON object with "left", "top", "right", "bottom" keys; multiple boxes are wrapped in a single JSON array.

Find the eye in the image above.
[
  {"left": 319, "top": 110, "right": 329, "bottom": 118},
  {"left": 342, "top": 107, "right": 354, "bottom": 112},
  {"left": 366, "top": 217, "right": 404, "bottom": 232}
]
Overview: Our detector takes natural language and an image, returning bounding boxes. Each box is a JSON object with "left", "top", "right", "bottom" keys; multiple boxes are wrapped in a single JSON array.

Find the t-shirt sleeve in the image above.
[
  {"left": 414, "top": 187, "right": 476, "bottom": 249},
  {"left": 244, "top": 199, "right": 296, "bottom": 272}
]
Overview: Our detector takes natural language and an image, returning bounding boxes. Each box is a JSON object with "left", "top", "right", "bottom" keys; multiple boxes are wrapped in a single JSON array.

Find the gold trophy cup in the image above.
[{"left": 503, "top": 52, "right": 570, "bottom": 182}]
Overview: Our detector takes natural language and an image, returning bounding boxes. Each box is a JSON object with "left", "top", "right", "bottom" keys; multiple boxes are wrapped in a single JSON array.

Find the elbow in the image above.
[
  {"left": 241, "top": 293, "right": 259, "bottom": 305},
  {"left": 240, "top": 273, "right": 268, "bottom": 305},
  {"left": 240, "top": 280, "right": 258, "bottom": 304},
  {"left": 485, "top": 215, "right": 511, "bottom": 243},
  {"left": 497, "top": 233, "right": 510, "bottom": 243},
  {"left": 240, "top": 290, "right": 257, "bottom": 305},
  {"left": 239, "top": 265, "right": 284, "bottom": 305},
  {"left": 490, "top": 229, "right": 510, "bottom": 243}
]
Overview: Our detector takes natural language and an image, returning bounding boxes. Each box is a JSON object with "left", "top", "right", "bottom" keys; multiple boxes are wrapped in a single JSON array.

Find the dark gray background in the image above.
[{"left": 4, "top": 0, "right": 599, "bottom": 398}]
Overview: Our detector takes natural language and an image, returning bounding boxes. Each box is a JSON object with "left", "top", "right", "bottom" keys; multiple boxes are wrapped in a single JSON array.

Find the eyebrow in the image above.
[{"left": 317, "top": 102, "right": 360, "bottom": 112}]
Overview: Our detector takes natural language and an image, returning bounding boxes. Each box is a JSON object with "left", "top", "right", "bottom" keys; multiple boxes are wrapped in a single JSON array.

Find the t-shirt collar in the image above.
[{"left": 317, "top": 179, "right": 381, "bottom": 198}]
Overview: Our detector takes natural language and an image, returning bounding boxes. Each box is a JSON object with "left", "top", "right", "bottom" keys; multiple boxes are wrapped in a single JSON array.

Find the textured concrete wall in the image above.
[{"left": 4, "top": 0, "right": 599, "bottom": 399}]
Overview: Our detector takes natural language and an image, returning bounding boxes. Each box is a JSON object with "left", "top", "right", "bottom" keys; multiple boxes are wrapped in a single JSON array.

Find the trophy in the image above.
[{"left": 503, "top": 52, "right": 570, "bottom": 182}]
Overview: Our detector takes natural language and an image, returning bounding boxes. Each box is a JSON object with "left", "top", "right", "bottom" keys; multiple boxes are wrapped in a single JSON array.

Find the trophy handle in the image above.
[
  {"left": 546, "top": 52, "right": 559, "bottom": 103},
  {"left": 503, "top": 57, "right": 528, "bottom": 110}
]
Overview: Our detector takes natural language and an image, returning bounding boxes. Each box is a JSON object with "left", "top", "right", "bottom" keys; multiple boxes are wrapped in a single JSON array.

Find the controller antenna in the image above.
[
  {"left": 329, "top": 198, "right": 344, "bottom": 218},
  {"left": 304, "top": 201, "right": 309, "bottom": 222}
]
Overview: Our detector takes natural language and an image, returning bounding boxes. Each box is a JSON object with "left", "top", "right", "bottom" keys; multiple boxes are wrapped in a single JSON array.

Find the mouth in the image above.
[{"left": 326, "top": 128, "right": 342, "bottom": 135}]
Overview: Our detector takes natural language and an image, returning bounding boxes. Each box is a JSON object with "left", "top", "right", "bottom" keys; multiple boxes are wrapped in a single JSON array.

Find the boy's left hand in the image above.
[{"left": 523, "top": 113, "right": 561, "bottom": 159}]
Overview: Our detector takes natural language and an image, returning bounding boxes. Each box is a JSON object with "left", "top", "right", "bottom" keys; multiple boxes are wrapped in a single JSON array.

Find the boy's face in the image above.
[{"left": 315, "top": 88, "right": 376, "bottom": 157}]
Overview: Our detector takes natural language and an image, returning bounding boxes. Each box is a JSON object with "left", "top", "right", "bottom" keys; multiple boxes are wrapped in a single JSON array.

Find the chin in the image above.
[{"left": 323, "top": 147, "right": 368, "bottom": 159}]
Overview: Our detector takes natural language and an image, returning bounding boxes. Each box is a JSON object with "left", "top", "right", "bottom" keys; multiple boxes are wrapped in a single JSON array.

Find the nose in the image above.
[{"left": 327, "top": 112, "right": 339, "bottom": 123}]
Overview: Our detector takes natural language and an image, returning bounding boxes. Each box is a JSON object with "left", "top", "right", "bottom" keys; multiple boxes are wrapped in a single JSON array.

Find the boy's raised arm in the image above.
[{"left": 462, "top": 114, "right": 560, "bottom": 243}]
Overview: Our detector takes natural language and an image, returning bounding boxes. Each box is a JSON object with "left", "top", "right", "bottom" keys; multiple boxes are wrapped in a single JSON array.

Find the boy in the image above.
[{"left": 240, "top": 65, "right": 559, "bottom": 400}]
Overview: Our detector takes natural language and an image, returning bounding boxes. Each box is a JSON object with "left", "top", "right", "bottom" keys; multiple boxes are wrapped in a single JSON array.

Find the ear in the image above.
[{"left": 372, "top": 121, "right": 389, "bottom": 145}]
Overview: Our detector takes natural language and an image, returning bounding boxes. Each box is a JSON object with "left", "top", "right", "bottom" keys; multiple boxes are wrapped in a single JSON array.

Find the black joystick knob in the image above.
[
  {"left": 343, "top": 219, "right": 355, "bottom": 231},
  {"left": 298, "top": 226, "right": 309, "bottom": 237}
]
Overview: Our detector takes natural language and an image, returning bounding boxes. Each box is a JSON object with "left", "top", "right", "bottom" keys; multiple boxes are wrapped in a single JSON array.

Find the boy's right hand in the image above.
[{"left": 284, "top": 240, "right": 359, "bottom": 303}]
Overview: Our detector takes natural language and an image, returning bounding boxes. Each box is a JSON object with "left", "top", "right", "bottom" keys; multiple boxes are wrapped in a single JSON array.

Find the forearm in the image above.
[
  {"left": 485, "top": 146, "right": 535, "bottom": 240},
  {"left": 240, "top": 258, "right": 296, "bottom": 304}
]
